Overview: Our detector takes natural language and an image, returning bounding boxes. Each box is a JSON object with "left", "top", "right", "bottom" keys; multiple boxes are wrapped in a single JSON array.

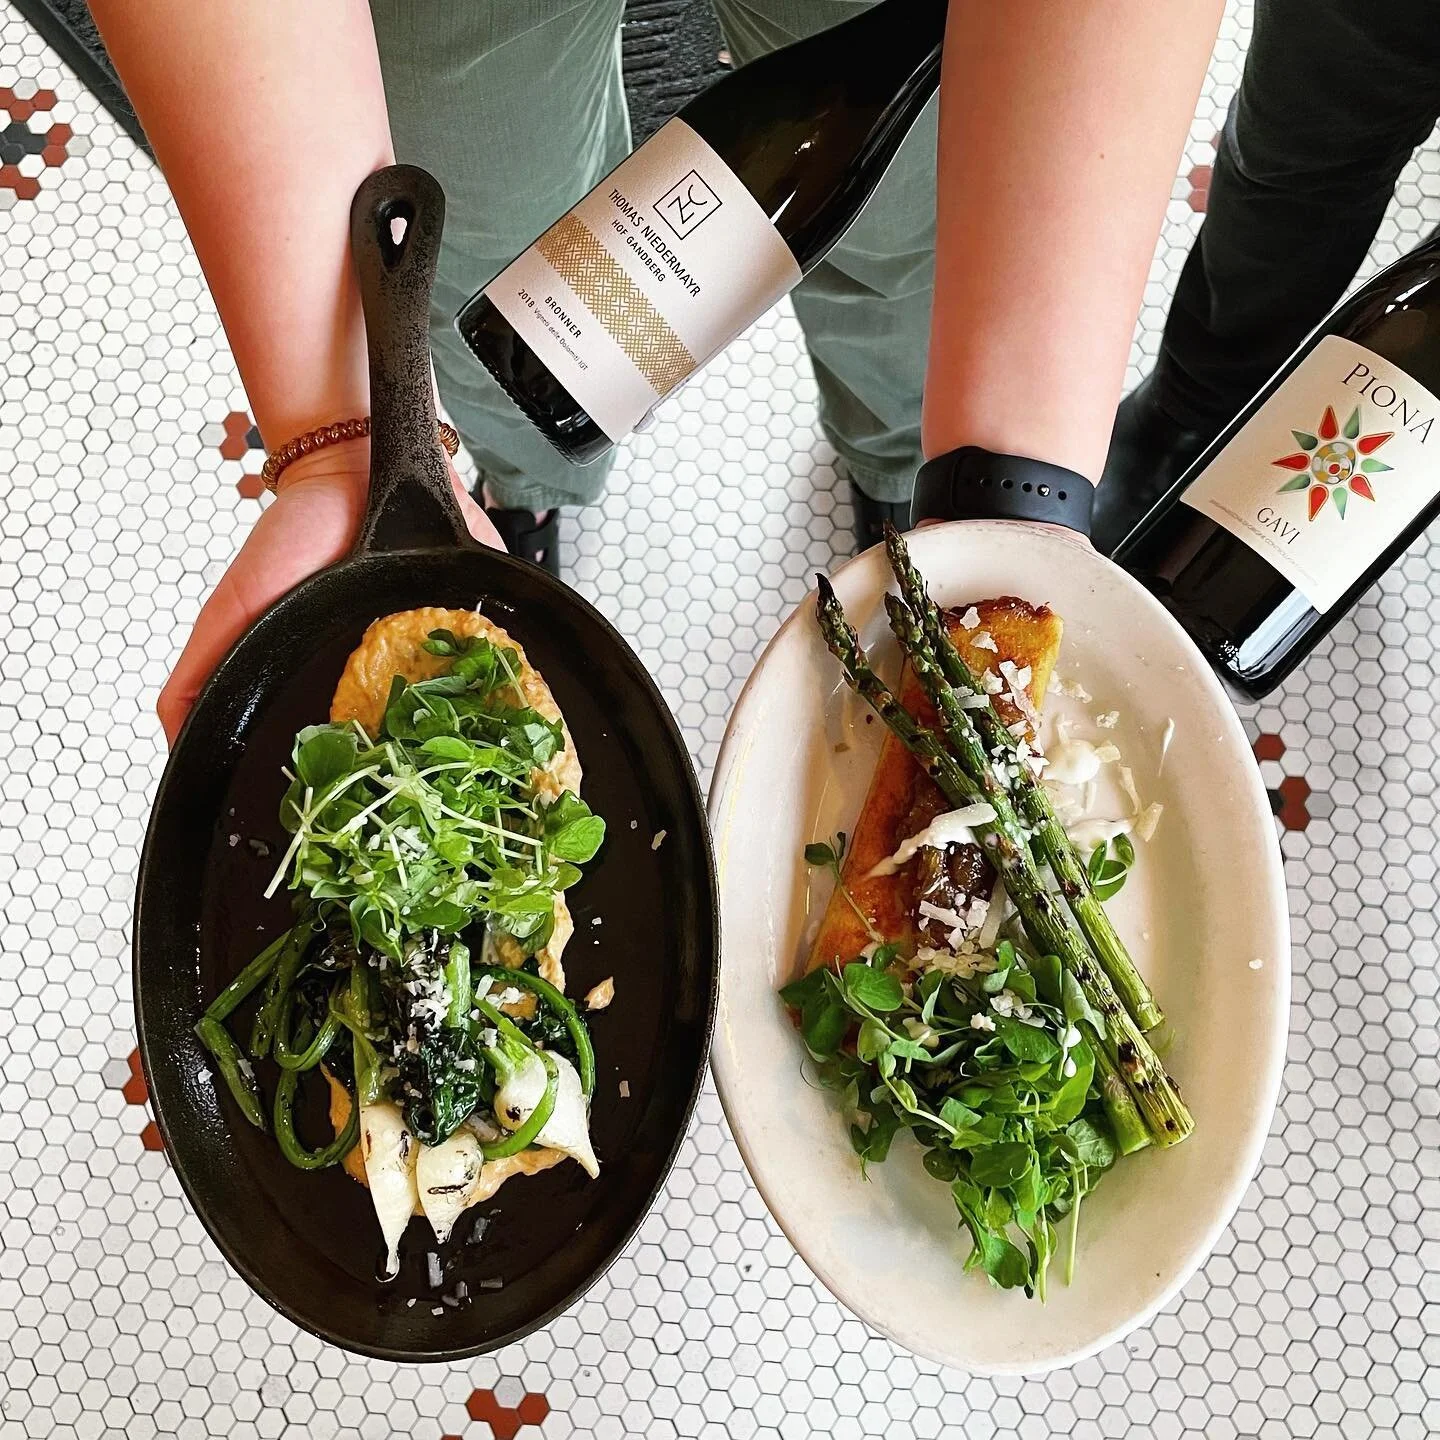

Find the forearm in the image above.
[
  {"left": 923, "top": 0, "right": 1222, "bottom": 480},
  {"left": 90, "top": 0, "right": 393, "bottom": 446}
]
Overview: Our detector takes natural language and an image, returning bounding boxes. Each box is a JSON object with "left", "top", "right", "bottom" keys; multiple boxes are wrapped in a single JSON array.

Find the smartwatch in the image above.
[{"left": 911, "top": 446, "right": 1095, "bottom": 537}]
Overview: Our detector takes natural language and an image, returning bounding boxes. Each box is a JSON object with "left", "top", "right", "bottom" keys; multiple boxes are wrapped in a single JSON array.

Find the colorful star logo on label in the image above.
[{"left": 1272, "top": 404, "right": 1393, "bottom": 520}]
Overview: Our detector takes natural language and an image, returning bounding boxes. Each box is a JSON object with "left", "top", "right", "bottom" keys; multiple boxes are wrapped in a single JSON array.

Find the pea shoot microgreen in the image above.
[
  {"left": 1086, "top": 833, "right": 1135, "bottom": 901},
  {"left": 804, "top": 831, "right": 884, "bottom": 944},
  {"left": 781, "top": 921, "right": 1123, "bottom": 1298},
  {"left": 266, "top": 631, "right": 604, "bottom": 961}
]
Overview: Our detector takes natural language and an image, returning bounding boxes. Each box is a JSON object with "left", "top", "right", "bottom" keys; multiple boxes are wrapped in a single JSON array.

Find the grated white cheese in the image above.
[
  {"left": 990, "top": 988, "right": 1033, "bottom": 1021},
  {"left": 976, "top": 875, "right": 1009, "bottom": 951},
  {"left": 1134, "top": 802, "right": 1165, "bottom": 842},
  {"left": 584, "top": 977, "right": 615, "bottom": 1011},
  {"left": 957, "top": 606, "right": 981, "bottom": 630},
  {"left": 1068, "top": 816, "right": 1131, "bottom": 851},
  {"left": 619, "top": 1080, "right": 631, "bottom": 1098},
  {"left": 651, "top": 830, "right": 667, "bottom": 851},
  {"left": 972, "top": 631, "right": 998, "bottom": 653},
  {"left": 998, "top": 660, "right": 1041, "bottom": 729},
  {"left": 1095, "top": 710, "right": 1120, "bottom": 729},
  {"left": 918, "top": 899, "right": 967, "bottom": 932},
  {"left": 969, "top": 1013, "right": 996, "bottom": 1033},
  {"left": 1050, "top": 675, "right": 1093, "bottom": 702},
  {"left": 1117, "top": 764, "right": 1142, "bottom": 816}
]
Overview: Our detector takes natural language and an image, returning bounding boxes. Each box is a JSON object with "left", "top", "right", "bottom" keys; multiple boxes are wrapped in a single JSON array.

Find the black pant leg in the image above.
[{"left": 1155, "top": 0, "right": 1440, "bottom": 430}]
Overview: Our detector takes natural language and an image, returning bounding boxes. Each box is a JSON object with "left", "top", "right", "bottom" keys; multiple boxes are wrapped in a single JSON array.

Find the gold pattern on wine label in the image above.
[{"left": 536, "top": 215, "right": 696, "bottom": 395}]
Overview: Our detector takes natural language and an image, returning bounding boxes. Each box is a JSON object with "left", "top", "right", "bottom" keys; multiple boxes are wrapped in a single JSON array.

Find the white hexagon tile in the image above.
[{"left": 1, "top": 2, "right": 1438, "bottom": 1438}]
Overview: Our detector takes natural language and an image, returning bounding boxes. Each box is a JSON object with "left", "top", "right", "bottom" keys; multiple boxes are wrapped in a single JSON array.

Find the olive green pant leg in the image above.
[
  {"left": 370, "top": 0, "right": 631, "bottom": 511},
  {"left": 710, "top": 0, "right": 937, "bottom": 504}
]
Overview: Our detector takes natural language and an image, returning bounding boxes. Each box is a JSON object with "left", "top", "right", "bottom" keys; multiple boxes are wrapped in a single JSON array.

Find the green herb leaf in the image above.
[
  {"left": 842, "top": 962, "right": 904, "bottom": 1013},
  {"left": 542, "top": 792, "right": 607, "bottom": 863},
  {"left": 923, "top": 1147, "right": 963, "bottom": 1182},
  {"left": 969, "top": 1141, "right": 1032, "bottom": 1187},
  {"left": 1060, "top": 968, "right": 1105, "bottom": 1037},
  {"left": 1029, "top": 953, "right": 1063, "bottom": 1006},
  {"left": 851, "top": 1105, "right": 901, "bottom": 1169},
  {"left": 294, "top": 725, "right": 360, "bottom": 793},
  {"left": 995, "top": 1015, "right": 1060, "bottom": 1063},
  {"left": 1064, "top": 1117, "right": 1118, "bottom": 1171},
  {"left": 939, "top": 1097, "right": 982, "bottom": 1131},
  {"left": 856, "top": 1018, "right": 891, "bottom": 1063},
  {"left": 779, "top": 968, "right": 829, "bottom": 1012},
  {"left": 975, "top": 1230, "right": 1031, "bottom": 1289}
]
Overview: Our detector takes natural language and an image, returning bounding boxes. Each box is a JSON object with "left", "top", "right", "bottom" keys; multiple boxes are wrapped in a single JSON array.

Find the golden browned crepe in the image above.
[
  {"left": 326, "top": 607, "right": 585, "bottom": 1197},
  {"left": 332, "top": 607, "right": 576, "bottom": 990},
  {"left": 806, "top": 598, "right": 1063, "bottom": 974}
]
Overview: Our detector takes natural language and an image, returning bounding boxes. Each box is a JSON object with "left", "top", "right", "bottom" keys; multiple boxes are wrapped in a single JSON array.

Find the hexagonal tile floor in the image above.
[{"left": 1, "top": 2, "right": 1438, "bottom": 1438}]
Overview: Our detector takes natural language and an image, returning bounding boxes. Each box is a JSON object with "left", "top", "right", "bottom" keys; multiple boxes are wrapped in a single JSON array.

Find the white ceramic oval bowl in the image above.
[{"left": 710, "top": 522, "right": 1289, "bottom": 1375}]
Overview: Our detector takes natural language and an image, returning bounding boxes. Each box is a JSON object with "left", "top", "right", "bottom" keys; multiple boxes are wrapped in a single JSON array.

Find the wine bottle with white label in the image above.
[
  {"left": 455, "top": 0, "right": 947, "bottom": 464},
  {"left": 1116, "top": 234, "right": 1440, "bottom": 699}
]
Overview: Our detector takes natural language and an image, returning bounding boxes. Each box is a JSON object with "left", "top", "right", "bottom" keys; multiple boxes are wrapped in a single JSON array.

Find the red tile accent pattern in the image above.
[
  {"left": 1186, "top": 163, "right": 1212, "bottom": 214},
  {"left": 465, "top": 1389, "right": 550, "bottom": 1440},
  {"left": 140, "top": 1121, "right": 165, "bottom": 1153},
  {"left": 121, "top": 1048, "right": 148, "bottom": 1106},
  {"left": 219, "top": 410, "right": 259, "bottom": 461},
  {"left": 0, "top": 84, "right": 76, "bottom": 204},
  {"left": 215, "top": 409, "right": 267, "bottom": 498},
  {"left": 1277, "top": 774, "right": 1311, "bottom": 832},
  {"left": 1253, "top": 733, "right": 1285, "bottom": 762}
]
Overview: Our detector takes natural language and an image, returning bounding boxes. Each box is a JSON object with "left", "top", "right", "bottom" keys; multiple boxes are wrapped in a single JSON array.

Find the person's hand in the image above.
[{"left": 158, "top": 439, "right": 502, "bottom": 744}]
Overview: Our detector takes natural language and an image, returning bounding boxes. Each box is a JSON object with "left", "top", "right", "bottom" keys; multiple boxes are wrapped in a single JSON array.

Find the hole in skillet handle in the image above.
[{"left": 350, "top": 165, "right": 473, "bottom": 557}]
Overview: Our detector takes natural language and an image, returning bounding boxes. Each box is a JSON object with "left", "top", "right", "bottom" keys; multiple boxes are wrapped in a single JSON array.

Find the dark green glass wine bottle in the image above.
[
  {"left": 456, "top": 0, "right": 947, "bottom": 464},
  {"left": 1117, "top": 234, "right": 1440, "bottom": 698}
]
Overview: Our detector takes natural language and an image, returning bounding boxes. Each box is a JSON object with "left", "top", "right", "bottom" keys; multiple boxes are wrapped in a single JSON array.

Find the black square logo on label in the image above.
[{"left": 655, "top": 170, "right": 723, "bottom": 241}]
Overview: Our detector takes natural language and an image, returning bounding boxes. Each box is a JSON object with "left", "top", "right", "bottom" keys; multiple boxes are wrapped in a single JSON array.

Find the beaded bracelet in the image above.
[{"left": 261, "top": 417, "right": 460, "bottom": 492}]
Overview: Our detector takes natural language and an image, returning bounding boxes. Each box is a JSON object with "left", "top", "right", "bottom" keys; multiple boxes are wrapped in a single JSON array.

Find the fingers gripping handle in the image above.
[{"left": 349, "top": 165, "right": 471, "bottom": 554}]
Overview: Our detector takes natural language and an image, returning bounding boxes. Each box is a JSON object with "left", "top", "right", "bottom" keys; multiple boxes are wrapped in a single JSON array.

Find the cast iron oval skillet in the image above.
[{"left": 133, "top": 166, "right": 719, "bottom": 1361}]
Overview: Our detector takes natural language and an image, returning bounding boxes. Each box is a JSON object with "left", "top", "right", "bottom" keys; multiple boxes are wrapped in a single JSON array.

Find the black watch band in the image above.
[{"left": 911, "top": 446, "right": 1095, "bottom": 536}]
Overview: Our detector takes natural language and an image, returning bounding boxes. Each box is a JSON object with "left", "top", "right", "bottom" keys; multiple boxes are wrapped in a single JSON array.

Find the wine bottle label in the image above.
[
  {"left": 1181, "top": 335, "right": 1440, "bottom": 613},
  {"left": 481, "top": 118, "right": 803, "bottom": 443}
]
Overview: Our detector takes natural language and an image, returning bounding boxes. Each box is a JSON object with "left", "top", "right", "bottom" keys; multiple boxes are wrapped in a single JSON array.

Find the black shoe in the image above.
[
  {"left": 848, "top": 474, "right": 912, "bottom": 555},
  {"left": 1092, "top": 374, "right": 1217, "bottom": 555},
  {"left": 483, "top": 504, "right": 560, "bottom": 576}
]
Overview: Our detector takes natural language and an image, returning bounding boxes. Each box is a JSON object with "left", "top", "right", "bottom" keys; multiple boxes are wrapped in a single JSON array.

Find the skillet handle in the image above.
[{"left": 350, "top": 165, "right": 472, "bottom": 554}]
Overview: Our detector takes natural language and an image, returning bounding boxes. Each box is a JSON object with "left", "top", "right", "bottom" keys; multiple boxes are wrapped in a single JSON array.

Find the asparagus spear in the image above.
[
  {"left": 816, "top": 576, "right": 1192, "bottom": 1148},
  {"left": 882, "top": 523, "right": 1164, "bottom": 1032},
  {"left": 1091, "top": 1045, "right": 1151, "bottom": 1157}
]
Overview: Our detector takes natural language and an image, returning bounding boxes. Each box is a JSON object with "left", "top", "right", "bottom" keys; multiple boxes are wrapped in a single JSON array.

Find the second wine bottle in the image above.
[{"left": 456, "top": 0, "right": 948, "bottom": 465}]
